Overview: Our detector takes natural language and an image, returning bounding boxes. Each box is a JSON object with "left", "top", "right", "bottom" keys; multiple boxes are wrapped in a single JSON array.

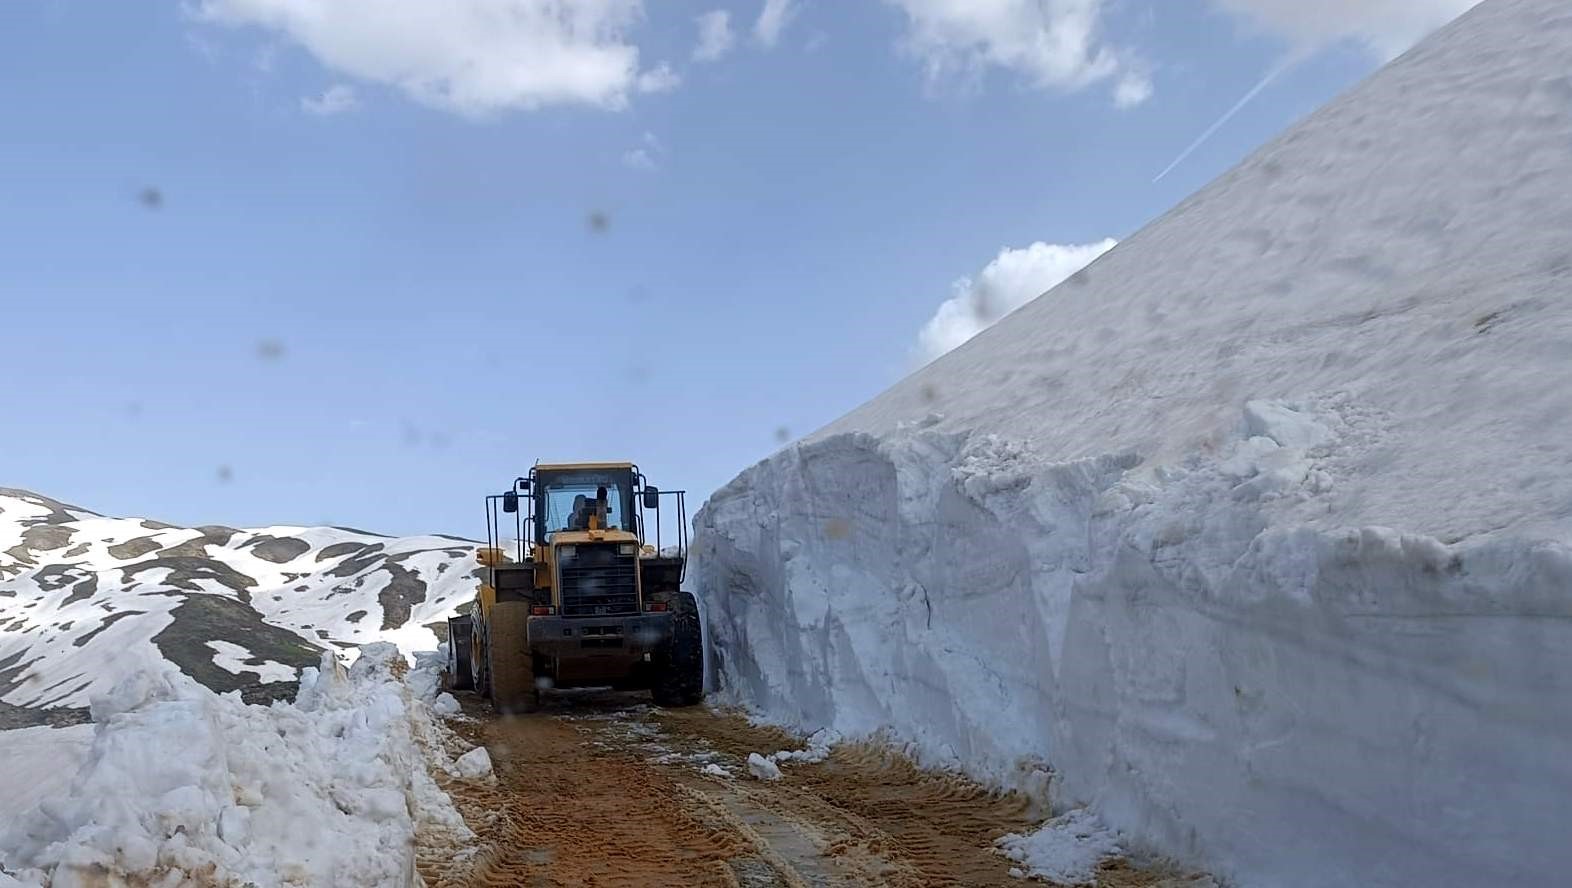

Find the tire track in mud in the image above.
[
  {"left": 423, "top": 706, "right": 753, "bottom": 887},
  {"left": 658, "top": 716, "right": 1187, "bottom": 887},
  {"left": 423, "top": 691, "right": 1197, "bottom": 888},
  {"left": 655, "top": 709, "right": 1041, "bottom": 888}
]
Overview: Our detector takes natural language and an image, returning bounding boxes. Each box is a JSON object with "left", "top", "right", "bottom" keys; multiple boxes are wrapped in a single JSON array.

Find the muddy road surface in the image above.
[{"left": 417, "top": 690, "right": 1196, "bottom": 888}]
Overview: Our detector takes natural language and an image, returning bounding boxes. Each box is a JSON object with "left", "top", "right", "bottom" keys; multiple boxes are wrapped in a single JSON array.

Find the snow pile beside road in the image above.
[
  {"left": 995, "top": 809, "right": 1121, "bottom": 886},
  {"left": 0, "top": 643, "right": 469, "bottom": 887},
  {"left": 694, "top": 2, "right": 1572, "bottom": 885},
  {"left": 0, "top": 727, "right": 94, "bottom": 825}
]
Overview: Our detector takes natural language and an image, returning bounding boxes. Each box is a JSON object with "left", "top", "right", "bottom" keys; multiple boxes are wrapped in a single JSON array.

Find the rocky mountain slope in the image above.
[{"left": 0, "top": 488, "right": 477, "bottom": 715}]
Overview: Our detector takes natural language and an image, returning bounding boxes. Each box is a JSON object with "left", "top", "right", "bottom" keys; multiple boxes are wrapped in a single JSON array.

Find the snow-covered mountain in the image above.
[
  {"left": 694, "top": 1, "right": 1572, "bottom": 886},
  {"left": 0, "top": 488, "right": 477, "bottom": 712}
]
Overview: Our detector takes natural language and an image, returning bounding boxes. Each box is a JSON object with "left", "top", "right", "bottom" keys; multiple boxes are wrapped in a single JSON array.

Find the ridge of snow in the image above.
[
  {"left": 694, "top": 1, "right": 1572, "bottom": 885},
  {"left": 0, "top": 643, "right": 477, "bottom": 887}
]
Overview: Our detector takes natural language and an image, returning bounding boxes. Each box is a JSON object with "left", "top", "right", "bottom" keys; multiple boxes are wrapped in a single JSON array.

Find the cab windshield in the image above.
[{"left": 536, "top": 470, "right": 635, "bottom": 538}]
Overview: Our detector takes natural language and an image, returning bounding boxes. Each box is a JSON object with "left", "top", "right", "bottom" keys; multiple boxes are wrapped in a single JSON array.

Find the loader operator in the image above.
[{"left": 567, "top": 487, "right": 612, "bottom": 531}]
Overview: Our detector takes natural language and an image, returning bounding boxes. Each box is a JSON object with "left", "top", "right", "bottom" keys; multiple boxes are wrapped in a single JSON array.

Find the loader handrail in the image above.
[
  {"left": 635, "top": 488, "right": 688, "bottom": 581},
  {"left": 484, "top": 484, "right": 533, "bottom": 563}
]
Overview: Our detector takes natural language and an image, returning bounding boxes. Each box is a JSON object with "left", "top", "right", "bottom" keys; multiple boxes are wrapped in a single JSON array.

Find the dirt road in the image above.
[{"left": 417, "top": 691, "right": 1192, "bottom": 888}]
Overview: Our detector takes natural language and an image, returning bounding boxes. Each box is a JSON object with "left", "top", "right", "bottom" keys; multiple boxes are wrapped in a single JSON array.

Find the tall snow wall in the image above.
[{"left": 693, "top": 1, "right": 1572, "bottom": 885}]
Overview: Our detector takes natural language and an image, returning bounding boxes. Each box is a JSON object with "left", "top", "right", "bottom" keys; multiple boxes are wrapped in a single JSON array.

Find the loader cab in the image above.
[
  {"left": 488, "top": 461, "right": 688, "bottom": 588},
  {"left": 534, "top": 467, "right": 637, "bottom": 539}
]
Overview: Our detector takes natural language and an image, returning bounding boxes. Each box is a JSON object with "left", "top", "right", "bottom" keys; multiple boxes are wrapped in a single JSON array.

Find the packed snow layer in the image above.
[
  {"left": 0, "top": 489, "right": 478, "bottom": 708},
  {"left": 0, "top": 726, "right": 93, "bottom": 823},
  {"left": 0, "top": 643, "right": 471, "bottom": 887},
  {"left": 698, "top": 422, "right": 1572, "bottom": 886},
  {"left": 694, "top": 3, "right": 1572, "bottom": 885}
]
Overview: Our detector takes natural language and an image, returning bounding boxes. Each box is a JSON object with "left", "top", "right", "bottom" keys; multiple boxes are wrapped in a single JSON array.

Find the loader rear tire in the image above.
[
  {"left": 653, "top": 592, "right": 704, "bottom": 708},
  {"left": 488, "top": 601, "right": 539, "bottom": 714}
]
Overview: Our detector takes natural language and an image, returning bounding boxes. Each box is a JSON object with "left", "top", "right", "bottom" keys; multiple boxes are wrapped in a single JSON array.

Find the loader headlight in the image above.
[{"left": 619, "top": 543, "right": 637, "bottom": 556}]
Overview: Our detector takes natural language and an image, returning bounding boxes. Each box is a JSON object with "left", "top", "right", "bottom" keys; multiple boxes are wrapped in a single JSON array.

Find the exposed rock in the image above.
[
  {"left": 150, "top": 594, "right": 321, "bottom": 694},
  {"left": 195, "top": 525, "right": 240, "bottom": 546},
  {"left": 0, "top": 489, "right": 98, "bottom": 524},
  {"left": 317, "top": 541, "right": 367, "bottom": 562},
  {"left": 245, "top": 535, "right": 311, "bottom": 564},
  {"left": 119, "top": 556, "right": 257, "bottom": 599},
  {"left": 71, "top": 611, "right": 143, "bottom": 647},
  {"left": 107, "top": 536, "right": 163, "bottom": 561}
]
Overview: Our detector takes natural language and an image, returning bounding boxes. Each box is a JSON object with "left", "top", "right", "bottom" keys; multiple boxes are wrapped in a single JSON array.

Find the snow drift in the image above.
[
  {"left": 694, "top": 1, "right": 1572, "bottom": 885},
  {"left": 0, "top": 643, "right": 471, "bottom": 887}
]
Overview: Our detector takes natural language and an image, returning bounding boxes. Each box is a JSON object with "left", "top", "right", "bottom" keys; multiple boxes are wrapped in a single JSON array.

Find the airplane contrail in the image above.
[{"left": 1154, "top": 54, "right": 1303, "bottom": 183}]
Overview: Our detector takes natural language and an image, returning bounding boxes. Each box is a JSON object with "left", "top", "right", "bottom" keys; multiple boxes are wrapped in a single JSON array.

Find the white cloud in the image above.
[
  {"left": 917, "top": 239, "right": 1117, "bottom": 363},
  {"left": 636, "top": 62, "right": 681, "bottom": 94},
  {"left": 194, "top": 0, "right": 669, "bottom": 116},
  {"left": 883, "top": 0, "right": 1145, "bottom": 105},
  {"left": 1113, "top": 72, "right": 1153, "bottom": 108},
  {"left": 693, "top": 10, "right": 735, "bottom": 62},
  {"left": 622, "top": 131, "right": 662, "bottom": 169},
  {"left": 1210, "top": 0, "right": 1482, "bottom": 58},
  {"left": 300, "top": 83, "right": 358, "bottom": 116},
  {"left": 755, "top": 0, "right": 799, "bottom": 48}
]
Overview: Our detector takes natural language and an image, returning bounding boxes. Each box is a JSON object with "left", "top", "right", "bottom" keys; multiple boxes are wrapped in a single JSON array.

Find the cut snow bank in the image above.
[
  {"left": 0, "top": 644, "right": 473, "bottom": 887},
  {"left": 694, "top": 2, "right": 1572, "bottom": 885},
  {"left": 698, "top": 420, "right": 1572, "bottom": 886}
]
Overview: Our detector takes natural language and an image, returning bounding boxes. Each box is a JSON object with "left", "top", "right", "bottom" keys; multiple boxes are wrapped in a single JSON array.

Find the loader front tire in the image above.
[
  {"left": 488, "top": 601, "right": 539, "bottom": 714},
  {"left": 470, "top": 617, "right": 489, "bottom": 698},
  {"left": 444, "top": 616, "right": 474, "bottom": 692},
  {"left": 653, "top": 592, "right": 704, "bottom": 708},
  {"left": 445, "top": 638, "right": 473, "bottom": 692}
]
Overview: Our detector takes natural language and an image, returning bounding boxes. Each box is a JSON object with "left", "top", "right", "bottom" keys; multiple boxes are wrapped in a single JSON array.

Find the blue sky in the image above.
[{"left": 0, "top": 0, "right": 1475, "bottom": 536}]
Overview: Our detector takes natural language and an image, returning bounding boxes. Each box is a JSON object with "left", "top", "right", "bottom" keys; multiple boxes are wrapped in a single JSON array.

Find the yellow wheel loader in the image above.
[{"left": 444, "top": 463, "right": 703, "bottom": 713}]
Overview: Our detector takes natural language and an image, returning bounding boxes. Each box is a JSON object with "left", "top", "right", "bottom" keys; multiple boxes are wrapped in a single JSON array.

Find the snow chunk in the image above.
[
  {"left": 1243, "top": 400, "right": 1333, "bottom": 451},
  {"left": 86, "top": 667, "right": 184, "bottom": 723},
  {"left": 995, "top": 809, "right": 1121, "bottom": 886},
  {"left": 700, "top": 763, "right": 732, "bottom": 779},
  {"left": 770, "top": 728, "right": 839, "bottom": 765},
  {"left": 454, "top": 747, "right": 493, "bottom": 779},
  {"left": 433, "top": 693, "right": 461, "bottom": 717},
  {"left": 746, "top": 753, "right": 782, "bottom": 781}
]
